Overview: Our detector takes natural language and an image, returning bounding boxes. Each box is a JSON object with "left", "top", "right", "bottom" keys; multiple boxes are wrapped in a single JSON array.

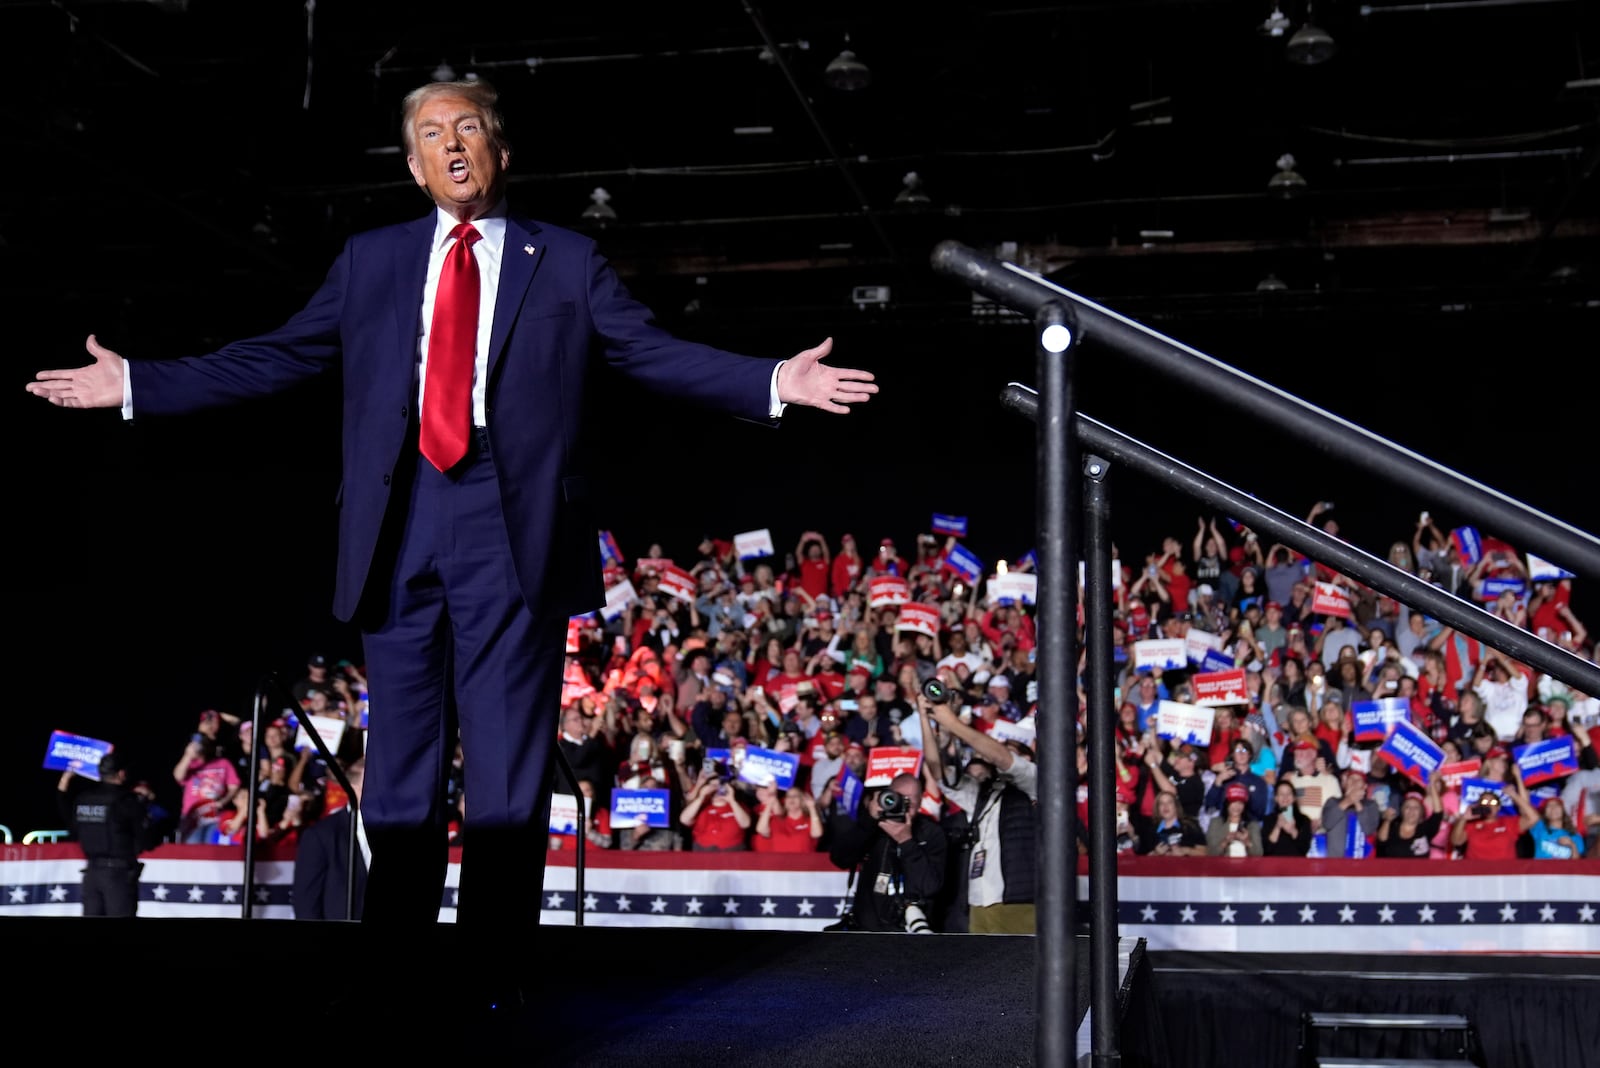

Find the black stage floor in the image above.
[{"left": 8, "top": 919, "right": 1149, "bottom": 1067}]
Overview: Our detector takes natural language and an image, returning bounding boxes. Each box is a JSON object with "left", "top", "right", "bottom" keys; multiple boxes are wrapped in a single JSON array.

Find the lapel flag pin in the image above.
[{"left": 524, "top": 244, "right": 536, "bottom": 255}]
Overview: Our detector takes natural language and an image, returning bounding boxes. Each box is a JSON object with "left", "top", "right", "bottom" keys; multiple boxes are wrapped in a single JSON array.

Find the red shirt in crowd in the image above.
[
  {"left": 762, "top": 812, "right": 820, "bottom": 853},
  {"left": 798, "top": 558, "right": 829, "bottom": 601},
  {"left": 831, "top": 552, "right": 862, "bottom": 599},
  {"left": 691, "top": 799, "right": 748, "bottom": 849},
  {"left": 1459, "top": 815, "right": 1520, "bottom": 859}
]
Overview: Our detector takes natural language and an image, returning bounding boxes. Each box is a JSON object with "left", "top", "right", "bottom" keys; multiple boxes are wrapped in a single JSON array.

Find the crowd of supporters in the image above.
[{"left": 56, "top": 504, "right": 1599, "bottom": 930}]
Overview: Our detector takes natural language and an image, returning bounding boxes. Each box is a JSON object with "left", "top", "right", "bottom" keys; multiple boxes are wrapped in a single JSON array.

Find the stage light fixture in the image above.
[
  {"left": 431, "top": 61, "right": 457, "bottom": 82},
  {"left": 1286, "top": 6, "right": 1337, "bottom": 65},
  {"left": 1256, "top": 273, "right": 1288, "bottom": 292},
  {"left": 580, "top": 187, "right": 617, "bottom": 224},
  {"left": 1268, "top": 153, "right": 1308, "bottom": 198},
  {"left": 894, "top": 172, "right": 932, "bottom": 211},
  {"left": 825, "top": 41, "right": 871, "bottom": 91},
  {"left": 1259, "top": 4, "right": 1291, "bottom": 37}
]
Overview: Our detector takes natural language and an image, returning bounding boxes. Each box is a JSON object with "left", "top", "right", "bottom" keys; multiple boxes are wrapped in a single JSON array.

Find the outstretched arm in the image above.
[{"left": 26, "top": 335, "right": 126, "bottom": 409}]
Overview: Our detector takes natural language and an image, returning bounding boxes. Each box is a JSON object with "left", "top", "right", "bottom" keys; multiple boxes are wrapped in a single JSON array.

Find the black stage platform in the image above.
[{"left": 6, "top": 919, "right": 1160, "bottom": 1066}]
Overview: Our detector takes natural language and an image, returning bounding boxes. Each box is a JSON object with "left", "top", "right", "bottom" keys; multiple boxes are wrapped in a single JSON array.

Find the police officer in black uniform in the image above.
[{"left": 57, "top": 751, "right": 153, "bottom": 917}]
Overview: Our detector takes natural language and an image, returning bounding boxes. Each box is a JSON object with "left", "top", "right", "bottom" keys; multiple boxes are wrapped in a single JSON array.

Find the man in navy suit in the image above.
[{"left": 28, "top": 79, "right": 876, "bottom": 954}]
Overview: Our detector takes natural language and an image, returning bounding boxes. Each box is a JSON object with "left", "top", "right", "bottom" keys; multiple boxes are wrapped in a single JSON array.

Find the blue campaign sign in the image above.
[
  {"left": 1513, "top": 737, "right": 1579, "bottom": 787},
  {"left": 598, "top": 530, "right": 624, "bottom": 568},
  {"left": 1199, "top": 648, "right": 1236, "bottom": 673},
  {"left": 1451, "top": 526, "right": 1483, "bottom": 566},
  {"left": 737, "top": 746, "right": 800, "bottom": 789},
  {"left": 1478, "top": 577, "right": 1528, "bottom": 603},
  {"left": 931, "top": 513, "right": 969, "bottom": 538},
  {"left": 1018, "top": 549, "right": 1038, "bottom": 572},
  {"left": 610, "top": 789, "right": 671, "bottom": 829},
  {"left": 1351, "top": 697, "right": 1410, "bottom": 743},
  {"left": 944, "top": 543, "right": 983, "bottom": 584},
  {"left": 1376, "top": 719, "right": 1444, "bottom": 787},
  {"left": 839, "top": 766, "right": 864, "bottom": 818},
  {"left": 43, "top": 730, "right": 114, "bottom": 781}
]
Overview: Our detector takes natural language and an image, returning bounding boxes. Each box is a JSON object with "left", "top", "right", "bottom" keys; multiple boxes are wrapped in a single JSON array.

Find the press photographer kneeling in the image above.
[{"left": 827, "top": 772, "right": 947, "bottom": 932}]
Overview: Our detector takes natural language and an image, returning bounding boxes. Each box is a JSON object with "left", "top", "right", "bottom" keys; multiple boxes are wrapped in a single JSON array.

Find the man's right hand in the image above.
[{"left": 26, "top": 335, "right": 126, "bottom": 409}]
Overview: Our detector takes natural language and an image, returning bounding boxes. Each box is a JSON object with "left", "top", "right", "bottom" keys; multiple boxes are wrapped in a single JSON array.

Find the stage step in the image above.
[
  {"left": 1299, "top": 1011, "right": 1482, "bottom": 1068},
  {"left": 1316, "top": 1060, "right": 1479, "bottom": 1068}
]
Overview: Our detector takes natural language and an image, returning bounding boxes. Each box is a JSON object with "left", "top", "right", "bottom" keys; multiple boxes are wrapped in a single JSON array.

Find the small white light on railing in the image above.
[{"left": 1041, "top": 323, "right": 1073, "bottom": 353}]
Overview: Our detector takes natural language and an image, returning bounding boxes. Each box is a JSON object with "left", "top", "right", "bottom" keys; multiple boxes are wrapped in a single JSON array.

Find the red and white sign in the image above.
[
  {"left": 634, "top": 556, "right": 675, "bottom": 576},
  {"left": 566, "top": 618, "right": 582, "bottom": 654},
  {"left": 561, "top": 660, "right": 595, "bottom": 707},
  {"left": 987, "top": 572, "right": 1038, "bottom": 606},
  {"left": 1191, "top": 668, "right": 1248, "bottom": 707},
  {"left": 869, "top": 574, "right": 911, "bottom": 607},
  {"left": 989, "top": 717, "right": 1037, "bottom": 746},
  {"left": 895, "top": 602, "right": 941, "bottom": 638},
  {"left": 1438, "top": 758, "right": 1482, "bottom": 788},
  {"left": 865, "top": 746, "right": 924, "bottom": 788},
  {"left": 1155, "top": 701, "right": 1216, "bottom": 746},
  {"left": 1312, "top": 581, "right": 1352, "bottom": 619},
  {"left": 735, "top": 529, "right": 775, "bottom": 560},
  {"left": 603, "top": 578, "right": 640, "bottom": 621},
  {"left": 1185, "top": 628, "right": 1224, "bottom": 664},
  {"left": 1133, "top": 638, "right": 1187, "bottom": 671},
  {"left": 658, "top": 564, "right": 697, "bottom": 603}
]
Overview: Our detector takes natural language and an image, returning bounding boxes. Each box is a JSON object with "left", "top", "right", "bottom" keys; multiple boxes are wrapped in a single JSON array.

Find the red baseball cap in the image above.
[
  {"left": 1225, "top": 782, "right": 1250, "bottom": 804},
  {"left": 1292, "top": 739, "right": 1318, "bottom": 752}
]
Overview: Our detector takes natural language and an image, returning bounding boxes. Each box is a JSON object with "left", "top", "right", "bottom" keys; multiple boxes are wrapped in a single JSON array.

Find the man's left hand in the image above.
[{"left": 777, "top": 338, "right": 877, "bottom": 414}]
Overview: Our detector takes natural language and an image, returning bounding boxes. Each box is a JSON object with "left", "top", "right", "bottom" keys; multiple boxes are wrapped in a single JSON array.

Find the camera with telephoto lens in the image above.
[
  {"left": 922, "top": 678, "right": 951, "bottom": 704},
  {"left": 877, "top": 788, "right": 911, "bottom": 822},
  {"left": 903, "top": 902, "right": 932, "bottom": 934}
]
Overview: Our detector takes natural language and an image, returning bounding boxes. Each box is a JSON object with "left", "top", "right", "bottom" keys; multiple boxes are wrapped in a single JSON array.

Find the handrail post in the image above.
[
  {"left": 1035, "top": 300, "right": 1081, "bottom": 1068},
  {"left": 1082, "top": 454, "right": 1120, "bottom": 1068}
]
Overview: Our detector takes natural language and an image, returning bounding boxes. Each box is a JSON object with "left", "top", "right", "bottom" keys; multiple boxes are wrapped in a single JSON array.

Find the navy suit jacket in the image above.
[{"left": 129, "top": 211, "right": 780, "bottom": 622}]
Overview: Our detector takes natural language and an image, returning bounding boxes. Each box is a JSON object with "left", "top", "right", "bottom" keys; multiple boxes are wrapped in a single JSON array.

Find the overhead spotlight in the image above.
[
  {"left": 1258, "top": 4, "right": 1291, "bottom": 37},
  {"left": 1268, "top": 153, "right": 1307, "bottom": 198},
  {"left": 580, "top": 187, "right": 616, "bottom": 224},
  {"left": 1286, "top": 6, "right": 1337, "bottom": 65},
  {"left": 431, "top": 61, "right": 456, "bottom": 82},
  {"left": 824, "top": 39, "right": 871, "bottom": 91},
  {"left": 1256, "top": 273, "right": 1288, "bottom": 293},
  {"left": 894, "top": 171, "right": 932, "bottom": 211}
]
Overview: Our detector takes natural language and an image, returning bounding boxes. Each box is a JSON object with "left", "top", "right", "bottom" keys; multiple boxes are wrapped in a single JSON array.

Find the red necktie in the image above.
[{"left": 420, "top": 222, "right": 483, "bottom": 472}]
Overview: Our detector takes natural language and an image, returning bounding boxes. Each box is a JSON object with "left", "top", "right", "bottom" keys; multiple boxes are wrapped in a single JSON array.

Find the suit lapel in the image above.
[
  {"left": 487, "top": 214, "right": 547, "bottom": 384},
  {"left": 393, "top": 213, "right": 434, "bottom": 367}
]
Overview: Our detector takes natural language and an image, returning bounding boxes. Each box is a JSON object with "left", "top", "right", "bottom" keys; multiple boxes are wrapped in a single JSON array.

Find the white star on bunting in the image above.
[
  {"left": 650, "top": 897, "right": 668, "bottom": 914},
  {"left": 1140, "top": 904, "right": 1159, "bottom": 922},
  {"left": 452, "top": 890, "right": 459, "bottom": 907},
  {"left": 722, "top": 897, "right": 740, "bottom": 915},
  {"left": 797, "top": 899, "right": 815, "bottom": 916},
  {"left": 1579, "top": 904, "right": 1595, "bottom": 923},
  {"left": 583, "top": 894, "right": 599, "bottom": 912},
  {"left": 834, "top": 899, "right": 849, "bottom": 916},
  {"left": 7, "top": 887, "right": 25, "bottom": 904},
  {"left": 1338, "top": 905, "right": 1356, "bottom": 924},
  {"left": 1457, "top": 904, "right": 1477, "bottom": 924},
  {"left": 1258, "top": 904, "right": 1277, "bottom": 924},
  {"left": 686, "top": 897, "right": 704, "bottom": 915},
  {"left": 616, "top": 895, "right": 632, "bottom": 912},
  {"left": 1179, "top": 905, "right": 1197, "bottom": 923},
  {"left": 547, "top": 892, "right": 565, "bottom": 910},
  {"left": 1538, "top": 904, "right": 1557, "bottom": 923},
  {"left": 1298, "top": 905, "right": 1317, "bottom": 924},
  {"left": 187, "top": 886, "right": 206, "bottom": 903},
  {"left": 1499, "top": 903, "right": 1517, "bottom": 923},
  {"left": 1218, "top": 905, "right": 1236, "bottom": 924},
  {"left": 221, "top": 887, "right": 238, "bottom": 903},
  {"left": 1377, "top": 905, "right": 1395, "bottom": 924},
  {"left": 152, "top": 885, "right": 170, "bottom": 901},
  {"left": 255, "top": 886, "right": 271, "bottom": 904},
  {"left": 1418, "top": 905, "right": 1436, "bottom": 923},
  {"left": 48, "top": 886, "right": 67, "bottom": 902},
  {"left": 760, "top": 898, "right": 778, "bottom": 916}
]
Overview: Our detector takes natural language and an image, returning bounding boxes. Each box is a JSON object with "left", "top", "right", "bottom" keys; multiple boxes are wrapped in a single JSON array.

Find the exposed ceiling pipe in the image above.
[{"left": 1359, "top": 0, "right": 1575, "bottom": 14}]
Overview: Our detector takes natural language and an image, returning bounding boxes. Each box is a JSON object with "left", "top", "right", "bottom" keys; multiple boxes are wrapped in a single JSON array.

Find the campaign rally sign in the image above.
[
  {"left": 1075, "top": 558, "right": 1122, "bottom": 590},
  {"left": 1459, "top": 778, "right": 1510, "bottom": 809},
  {"left": 988, "top": 572, "right": 1038, "bottom": 607},
  {"left": 598, "top": 530, "right": 624, "bottom": 569},
  {"left": 1478, "top": 577, "right": 1528, "bottom": 603},
  {"left": 1527, "top": 553, "right": 1576, "bottom": 582},
  {"left": 294, "top": 714, "right": 347, "bottom": 756},
  {"left": 1311, "top": 581, "right": 1352, "bottom": 619},
  {"left": 838, "top": 765, "right": 864, "bottom": 818},
  {"left": 931, "top": 513, "right": 968, "bottom": 538},
  {"left": 43, "top": 731, "right": 114, "bottom": 781},
  {"left": 895, "top": 602, "right": 941, "bottom": 638},
  {"left": 734, "top": 528, "right": 775, "bottom": 560},
  {"left": 602, "top": 577, "right": 640, "bottom": 621},
  {"left": 865, "top": 746, "right": 924, "bottom": 788},
  {"left": 658, "top": 563, "right": 697, "bottom": 603},
  {"left": 633, "top": 556, "right": 675, "bottom": 577},
  {"left": 736, "top": 746, "right": 801, "bottom": 790},
  {"left": 1155, "top": 701, "right": 1216, "bottom": 746},
  {"left": 1376, "top": 719, "right": 1445, "bottom": 787},
  {"left": 1185, "top": 628, "right": 1225, "bottom": 665},
  {"left": 943, "top": 543, "right": 984, "bottom": 585},
  {"left": 566, "top": 617, "right": 583, "bottom": 654},
  {"left": 989, "top": 717, "right": 1037, "bottom": 747},
  {"left": 1192, "top": 668, "right": 1249, "bottom": 707},
  {"left": 1347, "top": 748, "right": 1373, "bottom": 774},
  {"left": 1513, "top": 736, "right": 1579, "bottom": 787},
  {"left": 610, "top": 789, "right": 672, "bottom": 829},
  {"left": 869, "top": 574, "right": 911, "bottom": 607},
  {"left": 549, "top": 792, "right": 580, "bottom": 835},
  {"left": 1451, "top": 526, "right": 1484, "bottom": 566},
  {"left": 1133, "top": 638, "right": 1187, "bottom": 671},
  {"left": 1018, "top": 549, "right": 1039, "bottom": 572},
  {"left": 1437, "top": 758, "right": 1481, "bottom": 788},
  {"left": 1351, "top": 697, "right": 1411, "bottom": 743}
]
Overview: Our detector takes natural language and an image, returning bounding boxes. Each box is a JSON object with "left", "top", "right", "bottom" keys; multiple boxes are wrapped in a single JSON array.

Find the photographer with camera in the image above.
[
  {"left": 1449, "top": 772, "right": 1540, "bottom": 859},
  {"left": 827, "top": 771, "right": 946, "bottom": 932},
  {"left": 915, "top": 678, "right": 1038, "bottom": 934}
]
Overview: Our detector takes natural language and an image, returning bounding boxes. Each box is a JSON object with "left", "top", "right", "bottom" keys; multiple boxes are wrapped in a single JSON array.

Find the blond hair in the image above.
[{"left": 400, "top": 79, "right": 508, "bottom": 157}]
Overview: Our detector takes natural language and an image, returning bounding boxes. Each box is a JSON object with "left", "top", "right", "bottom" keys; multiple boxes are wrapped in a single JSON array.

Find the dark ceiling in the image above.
[{"left": 9, "top": 0, "right": 1599, "bottom": 327}]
